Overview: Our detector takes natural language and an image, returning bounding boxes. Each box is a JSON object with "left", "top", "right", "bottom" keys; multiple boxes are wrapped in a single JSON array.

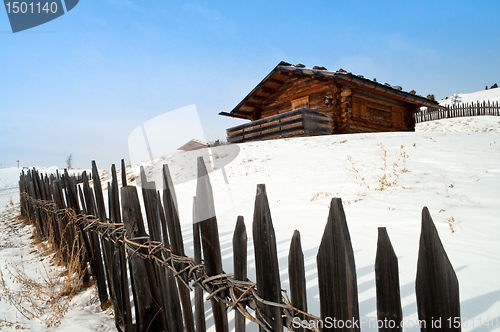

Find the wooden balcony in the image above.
[{"left": 226, "top": 108, "right": 333, "bottom": 143}]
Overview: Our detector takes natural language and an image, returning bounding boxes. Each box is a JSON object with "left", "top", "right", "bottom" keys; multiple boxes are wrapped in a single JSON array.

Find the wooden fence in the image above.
[
  {"left": 226, "top": 108, "right": 333, "bottom": 143},
  {"left": 414, "top": 101, "right": 500, "bottom": 123},
  {"left": 18, "top": 158, "right": 462, "bottom": 331}
]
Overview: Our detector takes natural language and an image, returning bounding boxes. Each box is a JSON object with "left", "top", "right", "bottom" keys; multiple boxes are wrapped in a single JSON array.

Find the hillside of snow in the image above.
[
  {"left": 1, "top": 116, "right": 499, "bottom": 331},
  {"left": 416, "top": 115, "right": 500, "bottom": 133},
  {"left": 104, "top": 115, "right": 500, "bottom": 331},
  {"left": 0, "top": 167, "right": 25, "bottom": 191},
  {"left": 440, "top": 87, "right": 500, "bottom": 107},
  {"left": 0, "top": 167, "right": 115, "bottom": 331}
]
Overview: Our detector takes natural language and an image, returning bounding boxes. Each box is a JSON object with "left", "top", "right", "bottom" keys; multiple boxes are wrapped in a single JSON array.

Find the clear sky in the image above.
[{"left": 1, "top": 0, "right": 499, "bottom": 169}]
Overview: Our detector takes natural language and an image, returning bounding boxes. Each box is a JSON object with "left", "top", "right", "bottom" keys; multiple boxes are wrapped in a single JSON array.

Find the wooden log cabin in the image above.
[{"left": 220, "top": 61, "right": 439, "bottom": 143}]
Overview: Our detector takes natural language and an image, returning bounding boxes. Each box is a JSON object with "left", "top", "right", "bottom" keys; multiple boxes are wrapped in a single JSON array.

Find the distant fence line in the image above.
[
  {"left": 414, "top": 101, "right": 500, "bottom": 123},
  {"left": 19, "top": 158, "right": 461, "bottom": 331}
]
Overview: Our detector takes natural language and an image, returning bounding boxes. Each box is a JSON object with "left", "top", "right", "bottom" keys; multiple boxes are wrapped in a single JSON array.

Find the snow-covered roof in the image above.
[{"left": 177, "top": 139, "right": 209, "bottom": 152}]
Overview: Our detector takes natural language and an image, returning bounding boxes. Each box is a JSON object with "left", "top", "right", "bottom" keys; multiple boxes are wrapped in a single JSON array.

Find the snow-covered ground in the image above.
[
  {"left": 1, "top": 115, "right": 499, "bottom": 331},
  {"left": 416, "top": 115, "right": 500, "bottom": 133},
  {"left": 0, "top": 170, "right": 115, "bottom": 331},
  {"left": 440, "top": 87, "right": 500, "bottom": 107}
]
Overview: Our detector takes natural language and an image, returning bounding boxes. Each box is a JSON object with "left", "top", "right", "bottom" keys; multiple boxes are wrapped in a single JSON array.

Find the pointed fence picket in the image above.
[
  {"left": 18, "top": 158, "right": 462, "bottom": 332},
  {"left": 415, "top": 101, "right": 500, "bottom": 123}
]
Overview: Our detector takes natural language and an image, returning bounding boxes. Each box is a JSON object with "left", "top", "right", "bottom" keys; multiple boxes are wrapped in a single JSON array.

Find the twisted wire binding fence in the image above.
[
  {"left": 18, "top": 157, "right": 461, "bottom": 331},
  {"left": 414, "top": 101, "right": 500, "bottom": 123}
]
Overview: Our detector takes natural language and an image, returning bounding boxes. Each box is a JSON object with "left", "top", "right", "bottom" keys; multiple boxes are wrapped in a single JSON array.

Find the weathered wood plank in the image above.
[
  {"left": 193, "top": 197, "right": 207, "bottom": 332},
  {"left": 102, "top": 181, "right": 122, "bottom": 318},
  {"left": 253, "top": 184, "right": 283, "bottom": 332},
  {"left": 121, "top": 159, "right": 127, "bottom": 187},
  {"left": 110, "top": 164, "right": 121, "bottom": 223},
  {"left": 77, "top": 184, "right": 93, "bottom": 275},
  {"left": 227, "top": 108, "right": 333, "bottom": 143},
  {"left": 52, "top": 179, "right": 66, "bottom": 209},
  {"left": 91, "top": 161, "right": 107, "bottom": 222},
  {"left": 416, "top": 207, "right": 461, "bottom": 332},
  {"left": 52, "top": 180, "right": 69, "bottom": 260},
  {"left": 157, "top": 193, "right": 184, "bottom": 332},
  {"left": 77, "top": 186, "right": 87, "bottom": 215},
  {"left": 91, "top": 161, "right": 116, "bottom": 303},
  {"left": 81, "top": 171, "right": 109, "bottom": 306},
  {"left": 162, "top": 164, "right": 195, "bottom": 332},
  {"left": 375, "top": 227, "right": 402, "bottom": 332},
  {"left": 195, "top": 157, "right": 229, "bottom": 332},
  {"left": 141, "top": 182, "right": 170, "bottom": 329},
  {"left": 109, "top": 165, "right": 133, "bottom": 330},
  {"left": 62, "top": 170, "right": 80, "bottom": 247},
  {"left": 233, "top": 215, "right": 247, "bottom": 332},
  {"left": 121, "top": 186, "right": 168, "bottom": 332},
  {"left": 316, "top": 198, "right": 360, "bottom": 332},
  {"left": 288, "top": 230, "right": 307, "bottom": 332},
  {"left": 63, "top": 169, "right": 80, "bottom": 214}
]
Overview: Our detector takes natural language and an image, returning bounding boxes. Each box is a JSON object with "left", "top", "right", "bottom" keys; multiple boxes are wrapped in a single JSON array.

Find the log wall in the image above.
[{"left": 251, "top": 75, "right": 420, "bottom": 139}]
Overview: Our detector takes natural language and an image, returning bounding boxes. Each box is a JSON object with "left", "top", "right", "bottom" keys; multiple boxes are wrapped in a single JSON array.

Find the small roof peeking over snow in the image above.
[{"left": 177, "top": 139, "right": 209, "bottom": 152}]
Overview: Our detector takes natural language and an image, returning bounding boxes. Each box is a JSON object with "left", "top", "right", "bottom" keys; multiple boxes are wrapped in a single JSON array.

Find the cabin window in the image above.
[{"left": 291, "top": 96, "right": 309, "bottom": 110}]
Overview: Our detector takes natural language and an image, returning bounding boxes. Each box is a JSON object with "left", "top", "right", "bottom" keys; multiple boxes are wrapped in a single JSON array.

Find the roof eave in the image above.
[
  {"left": 219, "top": 111, "right": 250, "bottom": 120},
  {"left": 225, "top": 65, "right": 284, "bottom": 118}
]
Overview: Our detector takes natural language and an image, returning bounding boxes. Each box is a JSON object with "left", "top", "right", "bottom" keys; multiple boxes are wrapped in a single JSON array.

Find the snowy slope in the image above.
[
  {"left": 440, "top": 87, "right": 500, "bottom": 107},
  {"left": 0, "top": 166, "right": 61, "bottom": 191},
  {"left": 0, "top": 167, "right": 24, "bottom": 191},
  {"left": 1, "top": 116, "right": 500, "bottom": 331},
  {"left": 416, "top": 116, "right": 500, "bottom": 133},
  {"left": 0, "top": 197, "right": 115, "bottom": 331},
  {"left": 102, "top": 116, "right": 499, "bottom": 332},
  {"left": 0, "top": 167, "right": 114, "bottom": 331}
]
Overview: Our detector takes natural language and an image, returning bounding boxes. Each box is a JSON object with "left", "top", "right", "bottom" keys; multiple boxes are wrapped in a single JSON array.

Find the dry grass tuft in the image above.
[
  {"left": 347, "top": 143, "right": 409, "bottom": 193},
  {"left": 445, "top": 216, "right": 456, "bottom": 233},
  {"left": 0, "top": 214, "right": 89, "bottom": 327},
  {"left": 310, "top": 192, "right": 333, "bottom": 201},
  {"left": 342, "top": 198, "right": 364, "bottom": 206},
  {"left": 0, "top": 319, "right": 26, "bottom": 329},
  {"left": 374, "top": 144, "right": 409, "bottom": 191},
  {"left": 347, "top": 155, "right": 371, "bottom": 190}
]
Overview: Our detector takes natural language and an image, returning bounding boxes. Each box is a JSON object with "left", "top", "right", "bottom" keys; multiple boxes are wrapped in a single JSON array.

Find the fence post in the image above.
[
  {"left": 375, "top": 227, "right": 402, "bottom": 332},
  {"left": 233, "top": 215, "right": 247, "bottom": 332},
  {"left": 193, "top": 197, "right": 207, "bottom": 332},
  {"left": 157, "top": 192, "right": 185, "bottom": 332},
  {"left": 288, "top": 230, "right": 307, "bottom": 332},
  {"left": 196, "top": 157, "right": 229, "bottom": 332},
  {"left": 253, "top": 184, "right": 283, "bottom": 332},
  {"left": 121, "top": 159, "right": 127, "bottom": 187},
  {"left": 53, "top": 180, "right": 70, "bottom": 261},
  {"left": 91, "top": 161, "right": 116, "bottom": 304},
  {"left": 141, "top": 179, "right": 171, "bottom": 329},
  {"left": 415, "top": 207, "right": 461, "bottom": 331},
  {"left": 316, "top": 198, "right": 360, "bottom": 332},
  {"left": 81, "top": 171, "right": 109, "bottom": 307},
  {"left": 121, "top": 186, "right": 168, "bottom": 331},
  {"left": 109, "top": 165, "right": 133, "bottom": 330},
  {"left": 162, "top": 164, "right": 195, "bottom": 332},
  {"left": 62, "top": 170, "right": 90, "bottom": 283}
]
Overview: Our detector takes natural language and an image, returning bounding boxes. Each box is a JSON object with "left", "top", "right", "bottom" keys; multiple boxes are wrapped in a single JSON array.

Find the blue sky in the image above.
[{"left": 1, "top": 0, "right": 499, "bottom": 168}]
